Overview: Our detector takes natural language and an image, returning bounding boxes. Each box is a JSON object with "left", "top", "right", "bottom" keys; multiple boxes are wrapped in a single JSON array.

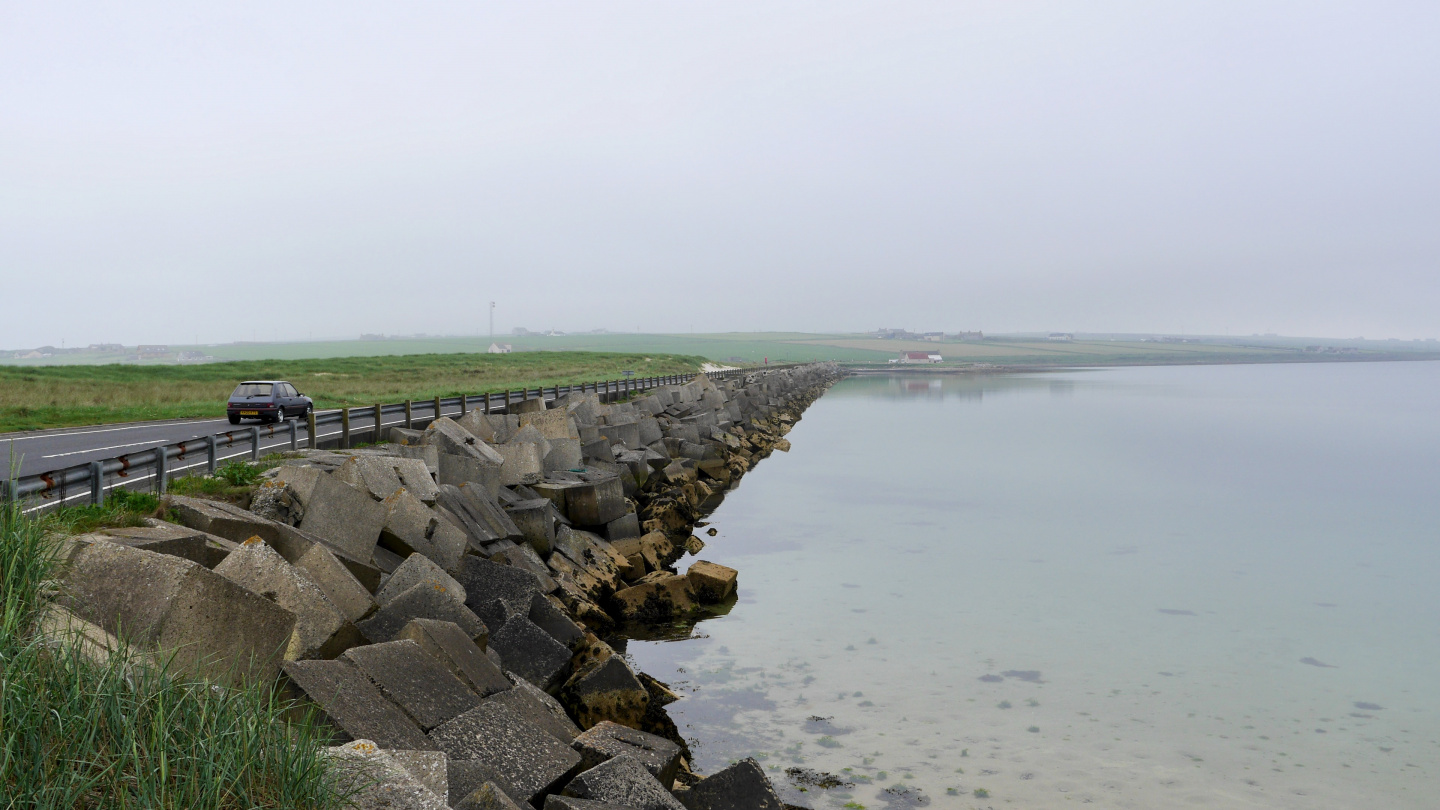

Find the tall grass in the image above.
[{"left": 0, "top": 500, "right": 348, "bottom": 809}]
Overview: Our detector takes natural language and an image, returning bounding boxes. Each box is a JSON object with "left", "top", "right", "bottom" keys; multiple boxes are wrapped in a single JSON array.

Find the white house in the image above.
[
  {"left": 488, "top": 342, "right": 513, "bottom": 354},
  {"left": 898, "top": 351, "right": 942, "bottom": 364},
  {"left": 1047, "top": 333, "right": 1074, "bottom": 342}
]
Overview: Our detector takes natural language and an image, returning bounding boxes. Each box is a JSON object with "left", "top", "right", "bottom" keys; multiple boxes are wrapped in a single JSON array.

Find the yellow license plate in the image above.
[{"left": 239, "top": 410, "right": 259, "bottom": 416}]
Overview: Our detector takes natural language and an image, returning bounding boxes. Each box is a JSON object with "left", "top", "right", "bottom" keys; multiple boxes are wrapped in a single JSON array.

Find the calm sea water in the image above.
[{"left": 627, "top": 362, "right": 1440, "bottom": 809}]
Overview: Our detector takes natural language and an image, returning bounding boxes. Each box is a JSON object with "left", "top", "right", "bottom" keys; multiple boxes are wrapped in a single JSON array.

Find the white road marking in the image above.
[{"left": 41, "top": 440, "right": 172, "bottom": 459}]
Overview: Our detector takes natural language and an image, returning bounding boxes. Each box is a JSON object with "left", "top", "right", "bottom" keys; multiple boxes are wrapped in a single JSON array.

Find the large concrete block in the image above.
[
  {"left": 164, "top": 495, "right": 382, "bottom": 594},
  {"left": 500, "top": 498, "right": 557, "bottom": 556},
  {"left": 214, "top": 538, "right": 359, "bottom": 660},
  {"left": 529, "top": 592, "right": 586, "bottom": 650},
  {"left": 553, "top": 527, "right": 628, "bottom": 593},
  {"left": 358, "top": 581, "right": 488, "bottom": 644},
  {"left": 510, "top": 396, "right": 546, "bottom": 415},
  {"left": 456, "top": 556, "right": 546, "bottom": 615},
  {"left": 510, "top": 424, "right": 553, "bottom": 458},
  {"left": 543, "top": 796, "right": 635, "bottom": 810},
  {"left": 342, "top": 639, "right": 481, "bottom": 731},
  {"left": 292, "top": 473, "right": 387, "bottom": 565},
  {"left": 610, "top": 574, "right": 698, "bottom": 624},
  {"left": 488, "top": 615, "right": 572, "bottom": 692},
  {"left": 495, "top": 442, "right": 544, "bottom": 486},
  {"left": 98, "top": 524, "right": 235, "bottom": 568},
  {"left": 685, "top": 561, "right": 737, "bottom": 604},
  {"left": 61, "top": 539, "right": 295, "bottom": 685},
  {"left": 676, "top": 758, "right": 785, "bottom": 810},
  {"left": 491, "top": 544, "right": 559, "bottom": 593},
  {"left": 327, "top": 740, "right": 451, "bottom": 810},
  {"left": 486, "top": 673, "right": 582, "bottom": 743},
  {"left": 561, "top": 755, "right": 685, "bottom": 810},
  {"left": 436, "top": 483, "right": 523, "bottom": 552},
  {"left": 520, "top": 408, "right": 581, "bottom": 440},
  {"left": 281, "top": 658, "right": 435, "bottom": 751},
  {"left": 428, "top": 702, "right": 583, "bottom": 806},
  {"left": 380, "top": 488, "right": 468, "bottom": 573},
  {"left": 571, "top": 722, "right": 681, "bottom": 788},
  {"left": 454, "top": 409, "right": 499, "bottom": 442},
  {"left": 338, "top": 454, "right": 440, "bottom": 505},
  {"left": 397, "top": 618, "right": 510, "bottom": 696},
  {"left": 423, "top": 417, "right": 506, "bottom": 466},
  {"left": 544, "top": 438, "right": 585, "bottom": 473},
  {"left": 564, "top": 475, "right": 626, "bottom": 527},
  {"left": 437, "top": 452, "right": 504, "bottom": 498},
  {"left": 454, "top": 782, "right": 526, "bottom": 810},
  {"left": 561, "top": 655, "right": 650, "bottom": 731},
  {"left": 378, "top": 553, "right": 467, "bottom": 607}
]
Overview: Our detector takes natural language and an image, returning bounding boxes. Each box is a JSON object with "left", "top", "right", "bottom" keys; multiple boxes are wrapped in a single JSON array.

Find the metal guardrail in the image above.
[{"left": 2, "top": 365, "right": 802, "bottom": 513}]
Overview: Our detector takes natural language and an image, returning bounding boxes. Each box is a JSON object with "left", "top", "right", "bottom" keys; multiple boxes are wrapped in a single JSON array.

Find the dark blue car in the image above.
[{"left": 227, "top": 380, "right": 312, "bottom": 424}]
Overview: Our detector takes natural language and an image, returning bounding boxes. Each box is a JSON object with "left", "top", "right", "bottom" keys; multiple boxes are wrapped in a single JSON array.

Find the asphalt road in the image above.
[{"left": 2, "top": 399, "right": 470, "bottom": 487}]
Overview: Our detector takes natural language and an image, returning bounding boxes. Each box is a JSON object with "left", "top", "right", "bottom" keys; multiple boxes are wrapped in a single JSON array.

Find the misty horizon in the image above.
[{"left": 4, "top": 2, "right": 1438, "bottom": 347}]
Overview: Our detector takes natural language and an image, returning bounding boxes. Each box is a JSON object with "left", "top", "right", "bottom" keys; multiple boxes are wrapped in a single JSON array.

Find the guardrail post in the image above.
[
  {"left": 207, "top": 435, "right": 218, "bottom": 474},
  {"left": 433, "top": 396, "right": 442, "bottom": 423},
  {"left": 154, "top": 445, "right": 168, "bottom": 495},
  {"left": 1, "top": 478, "right": 12, "bottom": 507},
  {"left": 289, "top": 418, "right": 298, "bottom": 450},
  {"left": 341, "top": 408, "right": 351, "bottom": 449},
  {"left": 482, "top": 393, "right": 490, "bottom": 415},
  {"left": 250, "top": 426, "right": 261, "bottom": 461},
  {"left": 461, "top": 394, "right": 468, "bottom": 413},
  {"left": 307, "top": 410, "right": 317, "bottom": 450},
  {"left": 405, "top": 400, "right": 413, "bottom": 428},
  {"left": 90, "top": 461, "right": 104, "bottom": 506},
  {"left": 373, "top": 403, "right": 383, "bottom": 444},
  {"left": 522, "top": 386, "right": 530, "bottom": 403}
]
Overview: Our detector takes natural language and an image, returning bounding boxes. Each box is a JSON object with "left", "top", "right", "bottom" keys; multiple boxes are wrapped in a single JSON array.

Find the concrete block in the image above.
[
  {"left": 281, "top": 658, "right": 434, "bottom": 750},
  {"left": 602, "top": 513, "right": 641, "bottom": 543},
  {"left": 423, "top": 417, "right": 506, "bottom": 466},
  {"left": 571, "top": 722, "right": 681, "bottom": 787},
  {"left": 358, "top": 443, "right": 441, "bottom": 476},
  {"left": 99, "top": 524, "right": 234, "bottom": 568},
  {"left": 293, "top": 472, "right": 387, "bottom": 565},
  {"left": 214, "top": 538, "right": 359, "bottom": 660},
  {"left": 377, "top": 553, "right": 466, "bottom": 606},
  {"left": 454, "top": 782, "right": 526, "bottom": 810},
  {"left": 388, "top": 426, "right": 427, "bottom": 445},
  {"left": 495, "top": 442, "right": 544, "bottom": 486},
  {"left": 61, "top": 539, "right": 295, "bottom": 685},
  {"left": 338, "top": 455, "right": 440, "bottom": 505},
  {"left": 387, "top": 748, "right": 451, "bottom": 799},
  {"left": 456, "top": 556, "right": 546, "bottom": 615},
  {"left": 511, "top": 396, "right": 546, "bottom": 414},
  {"left": 510, "top": 423, "right": 553, "bottom": 458},
  {"left": 327, "top": 740, "right": 451, "bottom": 810},
  {"left": 544, "top": 798, "right": 635, "bottom": 810},
  {"left": 397, "top": 618, "right": 510, "bottom": 696},
  {"left": 554, "top": 527, "right": 629, "bottom": 591},
  {"left": 561, "top": 755, "right": 685, "bottom": 810},
  {"left": 596, "top": 422, "right": 641, "bottom": 450},
  {"left": 502, "top": 498, "right": 557, "bottom": 556},
  {"left": 581, "top": 438, "right": 615, "bottom": 464},
  {"left": 544, "top": 438, "right": 585, "bottom": 473},
  {"left": 685, "top": 561, "right": 737, "bottom": 604},
  {"left": 676, "top": 758, "right": 786, "bottom": 810},
  {"left": 165, "top": 495, "right": 382, "bottom": 594},
  {"left": 610, "top": 574, "right": 698, "bottom": 624},
  {"left": 380, "top": 488, "right": 468, "bottom": 573},
  {"left": 636, "top": 417, "right": 663, "bottom": 446},
  {"left": 437, "top": 452, "right": 504, "bottom": 498},
  {"left": 561, "top": 656, "right": 650, "bottom": 731},
  {"left": 487, "top": 672, "right": 583, "bottom": 743},
  {"left": 428, "top": 702, "right": 583, "bottom": 806},
  {"left": 455, "top": 409, "right": 499, "bottom": 442},
  {"left": 491, "top": 544, "right": 559, "bottom": 592},
  {"left": 520, "top": 408, "right": 581, "bottom": 440},
  {"left": 529, "top": 592, "right": 586, "bottom": 650},
  {"left": 489, "top": 615, "right": 572, "bottom": 692},
  {"left": 564, "top": 474, "right": 626, "bottom": 527},
  {"left": 358, "top": 581, "right": 488, "bottom": 644},
  {"left": 342, "top": 639, "right": 481, "bottom": 731}
]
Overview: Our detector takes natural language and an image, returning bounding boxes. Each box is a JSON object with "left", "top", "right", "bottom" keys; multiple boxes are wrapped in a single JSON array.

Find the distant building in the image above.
[
  {"left": 87, "top": 343, "right": 124, "bottom": 352},
  {"left": 488, "top": 342, "right": 513, "bottom": 354},
  {"left": 953, "top": 331, "right": 984, "bottom": 341},
  {"left": 875, "top": 328, "right": 919, "bottom": 340},
  {"left": 1047, "top": 333, "right": 1074, "bottom": 342},
  {"left": 136, "top": 344, "right": 171, "bottom": 356},
  {"left": 898, "top": 351, "right": 942, "bottom": 364},
  {"left": 921, "top": 332, "right": 945, "bottom": 342}
]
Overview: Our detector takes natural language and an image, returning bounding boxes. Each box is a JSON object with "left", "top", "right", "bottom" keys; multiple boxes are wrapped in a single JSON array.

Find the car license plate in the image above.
[{"left": 240, "top": 410, "right": 259, "bottom": 416}]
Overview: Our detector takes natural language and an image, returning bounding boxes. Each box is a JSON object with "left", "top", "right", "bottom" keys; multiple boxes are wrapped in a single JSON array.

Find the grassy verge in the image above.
[
  {"left": 0, "top": 350, "right": 705, "bottom": 433},
  {"left": 0, "top": 499, "right": 346, "bottom": 809}
]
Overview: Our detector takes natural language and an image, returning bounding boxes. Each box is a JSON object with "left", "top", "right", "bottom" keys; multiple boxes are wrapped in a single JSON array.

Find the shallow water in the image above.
[{"left": 627, "top": 362, "right": 1440, "bottom": 809}]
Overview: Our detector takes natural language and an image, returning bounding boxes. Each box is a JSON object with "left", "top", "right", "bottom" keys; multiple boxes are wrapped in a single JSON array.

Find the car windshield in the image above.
[{"left": 231, "top": 383, "right": 273, "bottom": 398}]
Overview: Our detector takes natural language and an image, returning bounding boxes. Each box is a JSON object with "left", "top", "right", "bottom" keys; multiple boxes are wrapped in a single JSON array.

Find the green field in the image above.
[{"left": 0, "top": 351, "right": 704, "bottom": 433}]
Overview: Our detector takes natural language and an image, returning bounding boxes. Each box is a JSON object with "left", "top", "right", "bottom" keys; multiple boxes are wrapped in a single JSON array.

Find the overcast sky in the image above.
[{"left": 2, "top": 2, "right": 1437, "bottom": 347}]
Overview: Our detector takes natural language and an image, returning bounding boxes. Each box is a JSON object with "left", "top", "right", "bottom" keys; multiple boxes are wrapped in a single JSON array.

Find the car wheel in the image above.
[{"left": 228, "top": 414, "right": 240, "bottom": 425}]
